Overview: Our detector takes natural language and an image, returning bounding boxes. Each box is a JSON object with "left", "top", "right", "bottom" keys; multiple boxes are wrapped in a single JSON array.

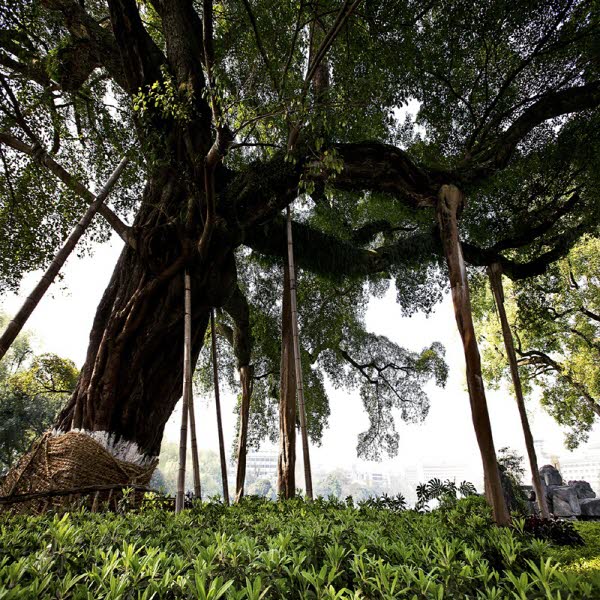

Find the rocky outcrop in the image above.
[
  {"left": 540, "top": 464, "right": 563, "bottom": 486},
  {"left": 568, "top": 480, "right": 596, "bottom": 500},
  {"left": 580, "top": 498, "right": 600, "bottom": 517},
  {"left": 537, "top": 465, "right": 599, "bottom": 519}
]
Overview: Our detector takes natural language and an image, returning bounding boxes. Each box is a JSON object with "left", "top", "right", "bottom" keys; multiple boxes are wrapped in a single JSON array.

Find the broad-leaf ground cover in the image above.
[{"left": 1, "top": 496, "right": 599, "bottom": 599}]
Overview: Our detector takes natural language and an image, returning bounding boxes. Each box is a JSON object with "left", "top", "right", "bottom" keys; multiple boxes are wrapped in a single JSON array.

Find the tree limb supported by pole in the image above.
[
  {"left": 0, "top": 133, "right": 132, "bottom": 246},
  {"left": 436, "top": 184, "right": 510, "bottom": 526},
  {"left": 176, "top": 271, "right": 192, "bottom": 513},
  {"left": 211, "top": 309, "right": 230, "bottom": 505},
  {"left": 286, "top": 205, "right": 313, "bottom": 500},
  {"left": 488, "top": 262, "right": 550, "bottom": 518},
  {"left": 0, "top": 155, "right": 129, "bottom": 363}
]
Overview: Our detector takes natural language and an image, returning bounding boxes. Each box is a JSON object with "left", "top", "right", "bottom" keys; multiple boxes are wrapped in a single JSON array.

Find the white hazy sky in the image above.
[{"left": 2, "top": 233, "right": 598, "bottom": 490}]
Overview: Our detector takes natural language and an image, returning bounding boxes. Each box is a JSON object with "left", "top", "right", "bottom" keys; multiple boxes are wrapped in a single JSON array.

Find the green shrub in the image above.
[{"left": 0, "top": 497, "right": 599, "bottom": 598}]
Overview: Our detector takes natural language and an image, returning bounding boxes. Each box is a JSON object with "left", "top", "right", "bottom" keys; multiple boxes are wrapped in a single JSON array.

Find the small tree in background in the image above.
[{"left": 0, "top": 315, "right": 78, "bottom": 472}]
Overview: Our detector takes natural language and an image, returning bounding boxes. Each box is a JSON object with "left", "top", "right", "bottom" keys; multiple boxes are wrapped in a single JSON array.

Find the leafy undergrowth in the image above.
[
  {"left": 547, "top": 521, "right": 600, "bottom": 580},
  {"left": 1, "top": 496, "right": 600, "bottom": 599}
]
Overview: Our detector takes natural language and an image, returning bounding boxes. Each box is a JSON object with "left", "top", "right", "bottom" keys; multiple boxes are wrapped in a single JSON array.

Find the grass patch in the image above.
[{"left": 0, "top": 496, "right": 599, "bottom": 598}]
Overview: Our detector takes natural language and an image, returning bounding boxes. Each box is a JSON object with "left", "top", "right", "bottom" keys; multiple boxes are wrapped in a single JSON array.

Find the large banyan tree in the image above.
[{"left": 0, "top": 0, "right": 599, "bottom": 523}]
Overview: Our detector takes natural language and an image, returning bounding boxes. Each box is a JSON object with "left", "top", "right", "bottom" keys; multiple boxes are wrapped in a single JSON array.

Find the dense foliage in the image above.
[
  {"left": 1, "top": 497, "right": 599, "bottom": 599},
  {"left": 472, "top": 236, "right": 600, "bottom": 448},
  {"left": 0, "top": 315, "right": 77, "bottom": 472}
]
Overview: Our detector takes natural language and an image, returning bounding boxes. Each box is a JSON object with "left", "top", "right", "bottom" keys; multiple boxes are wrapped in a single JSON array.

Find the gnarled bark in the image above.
[
  {"left": 437, "top": 184, "right": 510, "bottom": 526},
  {"left": 55, "top": 169, "right": 237, "bottom": 462}
]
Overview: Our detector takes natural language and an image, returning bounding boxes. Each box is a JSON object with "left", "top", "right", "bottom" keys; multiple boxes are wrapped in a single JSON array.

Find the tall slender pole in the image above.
[
  {"left": 277, "top": 257, "right": 297, "bottom": 498},
  {"left": 0, "top": 156, "right": 129, "bottom": 362},
  {"left": 437, "top": 184, "right": 509, "bottom": 525},
  {"left": 286, "top": 205, "right": 313, "bottom": 499},
  {"left": 488, "top": 263, "right": 550, "bottom": 518},
  {"left": 235, "top": 365, "right": 253, "bottom": 502},
  {"left": 176, "top": 271, "right": 193, "bottom": 513},
  {"left": 188, "top": 365, "right": 202, "bottom": 499},
  {"left": 211, "top": 309, "right": 230, "bottom": 505}
]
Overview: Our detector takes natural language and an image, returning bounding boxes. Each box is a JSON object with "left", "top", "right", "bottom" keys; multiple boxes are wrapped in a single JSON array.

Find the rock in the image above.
[
  {"left": 548, "top": 485, "right": 581, "bottom": 517},
  {"left": 580, "top": 498, "right": 600, "bottom": 517},
  {"left": 568, "top": 480, "right": 596, "bottom": 500},
  {"left": 540, "top": 465, "right": 563, "bottom": 486}
]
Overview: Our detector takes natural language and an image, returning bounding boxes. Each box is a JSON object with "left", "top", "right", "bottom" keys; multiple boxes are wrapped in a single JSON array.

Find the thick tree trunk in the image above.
[
  {"left": 54, "top": 170, "right": 237, "bottom": 466},
  {"left": 235, "top": 364, "right": 253, "bottom": 502},
  {"left": 211, "top": 309, "right": 230, "bottom": 505},
  {"left": 437, "top": 184, "right": 510, "bottom": 526},
  {"left": 286, "top": 206, "right": 313, "bottom": 499},
  {"left": 488, "top": 263, "right": 550, "bottom": 518},
  {"left": 277, "top": 258, "right": 297, "bottom": 499}
]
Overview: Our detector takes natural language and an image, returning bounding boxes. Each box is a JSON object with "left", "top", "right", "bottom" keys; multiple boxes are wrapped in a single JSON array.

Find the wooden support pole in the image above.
[
  {"left": 488, "top": 262, "right": 550, "bottom": 518},
  {"left": 0, "top": 155, "right": 129, "bottom": 362},
  {"left": 286, "top": 206, "right": 313, "bottom": 500},
  {"left": 277, "top": 257, "right": 297, "bottom": 498},
  {"left": 187, "top": 292, "right": 201, "bottom": 500},
  {"left": 211, "top": 309, "right": 230, "bottom": 505},
  {"left": 235, "top": 365, "right": 253, "bottom": 502},
  {"left": 175, "top": 271, "right": 192, "bottom": 513},
  {"left": 437, "top": 184, "right": 510, "bottom": 525}
]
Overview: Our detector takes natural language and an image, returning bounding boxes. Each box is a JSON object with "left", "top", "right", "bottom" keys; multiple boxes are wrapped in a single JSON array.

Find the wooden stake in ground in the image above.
[
  {"left": 0, "top": 155, "right": 129, "bottom": 362},
  {"left": 488, "top": 262, "right": 550, "bottom": 518},
  {"left": 286, "top": 205, "right": 313, "bottom": 500},
  {"left": 436, "top": 184, "right": 510, "bottom": 526},
  {"left": 175, "top": 271, "right": 192, "bottom": 513},
  {"left": 211, "top": 309, "right": 230, "bottom": 505}
]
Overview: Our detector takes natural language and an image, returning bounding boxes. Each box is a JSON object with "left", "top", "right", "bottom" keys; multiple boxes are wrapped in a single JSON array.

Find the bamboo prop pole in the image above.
[
  {"left": 277, "top": 259, "right": 297, "bottom": 499},
  {"left": 488, "top": 263, "right": 550, "bottom": 518},
  {"left": 188, "top": 392, "right": 202, "bottom": 500},
  {"left": 175, "top": 271, "right": 192, "bottom": 513},
  {"left": 286, "top": 205, "right": 313, "bottom": 500},
  {"left": 187, "top": 285, "right": 201, "bottom": 500},
  {"left": 437, "top": 184, "right": 510, "bottom": 525},
  {"left": 211, "top": 309, "right": 230, "bottom": 505},
  {"left": 0, "top": 155, "right": 129, "bottom": 362},
  {"left": 235, "top": 365, "right": 253, "bottom": 502}
]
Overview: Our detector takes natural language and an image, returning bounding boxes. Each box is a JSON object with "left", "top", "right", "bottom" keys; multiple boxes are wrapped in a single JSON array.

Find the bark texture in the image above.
[
  {"left": 488, "top": 263, "right": 550, "bottom": 518},
  {"left": 55, "top": 168, "right": 237, "bottom": 459},
  {"left": 436, "top": 184, "right": 510, "bottom": 526}
]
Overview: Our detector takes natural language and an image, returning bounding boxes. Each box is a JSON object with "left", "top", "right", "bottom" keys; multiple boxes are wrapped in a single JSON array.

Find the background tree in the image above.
[
  {"left": 474, "top": 235, "right": 600, "bottom": 450},
  {"left": 0, "top": 314, "right": 78, "bottom": 471}
]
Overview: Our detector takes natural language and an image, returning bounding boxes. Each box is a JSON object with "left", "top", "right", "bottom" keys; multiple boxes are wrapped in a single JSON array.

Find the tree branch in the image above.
[{"left": 0, "top": 132, "right": 133, "bottom": 246}]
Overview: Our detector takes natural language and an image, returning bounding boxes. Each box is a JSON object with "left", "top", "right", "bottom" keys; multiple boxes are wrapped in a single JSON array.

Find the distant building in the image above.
[
  {"left": 557, "top": 445, "right": 600, "bottom": 492},
  {"left": 535, "top": 439, "right": 600, "bottom": 493},
  {"left": 421, "top": 463, "right": 473, "bottom": 485},
  {"left": 246, "top": 450, "right": 278, "bottom": 480}
]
